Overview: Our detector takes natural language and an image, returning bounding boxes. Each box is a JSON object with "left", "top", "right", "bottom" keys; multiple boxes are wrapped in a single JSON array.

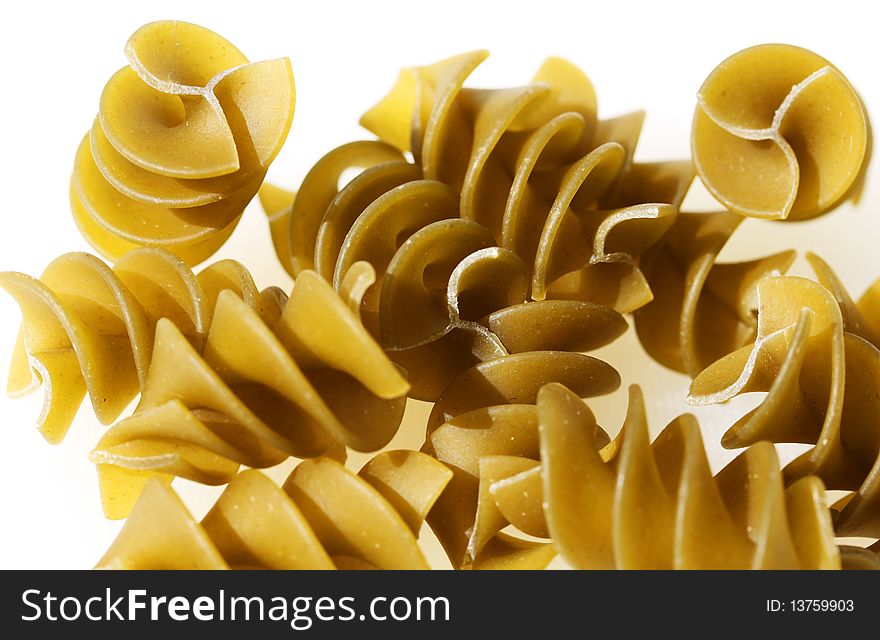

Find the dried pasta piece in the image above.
[
  {"left": 692, "top": 44, "right": 869, "bottom": 221},
  {"left": 96, "top": 451, "right": 451, "bottom": 569},
  {"left": 689, "top": 275, "right": 880, "bottom": 538},
  {"left": 269, "top": 54, "right": 692, "bottom": 322},
  {"left": 422, "top": 352, "right": 620, "bottom": 568},
  {"left": 0, "top": 248, "right": 279, "bottom": 444},
  {"left": 289, "top": 141, "right": 410, "bottom": 276},
  {"left": 258, "top": 183, "right": 297, "bottom": 277},
  {"left": 74, "top": 21, "right": 295, "bottom": 264},
  {"left": 382, "top": 240, "right": 627, "bottom": 400},
  {"left": 806, "top": 253, "right": 880, "bottom": 348},
  {"left": 91, "top": 270, "right": 410, "bottom": 519},
  {"left": 425, "top": 381, "right": 840, "bottom": 569},
  {"left": 634, "top": 211, "right": 795, "bottom": 376},
  {"left": 539, "top": 384, "right": 841, "bottom": 569}
]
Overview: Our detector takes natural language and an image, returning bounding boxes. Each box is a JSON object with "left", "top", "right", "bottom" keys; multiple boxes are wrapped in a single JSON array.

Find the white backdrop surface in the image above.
[{"left": 0, "top": 0, "right": 877, "bottom": 568}]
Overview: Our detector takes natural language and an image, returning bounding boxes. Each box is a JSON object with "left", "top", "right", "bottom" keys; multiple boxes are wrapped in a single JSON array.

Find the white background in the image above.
[{"left": 0, "top": 0, "right": 877, "bottom": 569}]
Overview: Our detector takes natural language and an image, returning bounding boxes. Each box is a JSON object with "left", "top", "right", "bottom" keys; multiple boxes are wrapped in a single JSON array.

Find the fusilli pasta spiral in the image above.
[
  {"left": 90, "top": 266, "right": 409, "bottom": 519},
  {"left": 267, "top": 53, "right": 693, "bottom": 316},
  {"left": 0, "top": 248, "right": 282, "bottom": 444},
  {"left": 425, "top": 382, "right": 841, "bottom": 569},
  {"left": 692, "top": 44, "right": 869, "bottom": 221},
  {"left": 689, "top": 273, "right": 880, "bottom": 539},
  {"left": 634, "top": 211, "right": 796, "bottom": 376},
  {"left": 73, "top": 21, "right": 295, "bottom": 264},
  {"left": 96, "top": 451, "right": 451, "bottom": 569}
]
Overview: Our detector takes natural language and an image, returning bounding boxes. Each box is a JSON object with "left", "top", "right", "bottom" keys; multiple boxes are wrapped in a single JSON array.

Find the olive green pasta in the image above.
[
  {"left": 380, "top": 235, "right": 628, "bottom": 400},
  {"left": 265, "top": 53, "right": 693, "bottom": 315},
  {"left": 0, "top": 248, "right": 282, "bottom": 444},
  {"left": 422, "top": 353, "right": 621, "bottom": 569},
  {"left": 692, "top": 44, "right": 869, "bottom": 221},
  {"left": 425, "top": 382, "right": 841, "bottom": 569},
  {"left": 634, "top": 211, "right": 796, "bottom": 376},
  {"left": 6, "top": 27, "right": 880, "bottom": 575},
  {"left": 96, "top": 451, "right": 451, "bottom": 569},
  {"left": 538, "top": 384, "right": 841, "bottom": 569},
  {"left": 689, "top": 273, "right": 880, "bottom": 539}
]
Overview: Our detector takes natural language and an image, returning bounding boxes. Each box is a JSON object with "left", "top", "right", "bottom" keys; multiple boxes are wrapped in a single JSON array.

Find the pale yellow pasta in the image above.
[
  {"left": 257, "top": 183, "right": 297, "bottom": 278},
  {"left": 635, "top": 211, "right": 795, "bottom": 376},
  {"left": 90, "top": 267, "right": 410, "bottom": 519},
  {"left": 692, "top": 44, "right": 869, "bottom": 221},
  {"left": 0, "top": 248, "right": 281, "bottom": 444},
  {"left": 96, "top": 451, "right": 451, "bottom": 569},
  {"left": 689, "top": 275, "right": 880, "bottom": 538},
  {"left": 74, "top": 21, "right": 295, "bottom": 264}
]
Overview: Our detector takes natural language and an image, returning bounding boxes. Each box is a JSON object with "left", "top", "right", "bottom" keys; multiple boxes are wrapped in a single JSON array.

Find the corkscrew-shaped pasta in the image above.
[
  {"left": 90, "top": 267, "right": 410, "bottom": 519},
  {"left": 73, "top": 21, "right": 295, "bottom": 264},
  {"left": 634, "top": 211, "right": 796, "bottom": 376},
  {"left": 268, "top": 150, "right": 628, "bottom": 400},
  {"left": 539, "top": 384, "right": 841, "bottom": 568},
  {"left": 268, "top": 53, "right": 693, "bottom": 315},
  {"left": 96, "top": 451, "right": 452, "bottom": 569},
  {"left": 381, "top": 235, "right": 628, "bottom": 400},
  {"left": 422, "top": 352, "right": 621, "bottom": 569},
  {"left": 426, "top": 382, "right": 841, "bottom": 569},
  {"left": 689, "top": 274, "right": 880, "bottom": 539},
  {"left": 0, "top": 248, "right": 283, "bottom": 444},
  {"left": 692, "top": 44, "right": 869, "bottom": 221}
]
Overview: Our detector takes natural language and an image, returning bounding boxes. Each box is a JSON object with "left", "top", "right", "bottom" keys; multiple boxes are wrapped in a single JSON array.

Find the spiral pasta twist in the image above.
[
  {"left": 692, "top": 44, "right": 869, "bottom": 221},
  {"left": 425, "top": 382, "right": 841, "bottom": 569},
  {"left": 90, "top": 266, "right": 410, "bottom": 519},
  {"left": 269, "top": 154, "right": 629, "bottom": 400},
  {"left": 634, "top": 211, "right": 795, "bottom": 376},
  {"left": 96, "top": 451, "right": 452, "bottom": 569},
  {"left": 539, "top": 384, "right": 841, "bottom": 569},
  {"left": 268, "top": 53, "right": 692, "bottom": 315},
  {"left": 0, "top": 248, "right": 282, "bottom": 444},
  {"left": 689, "top": 273, "right": 880, "bottom": 539},
  {"left": 381, "top": 235, "right": 628, "bottom": 400},
  {"left": 73, "top": 21, "right": 295, "bottom": 264},
  {"left": 422, "top": 352, "right": 621, "bottom": 569}
]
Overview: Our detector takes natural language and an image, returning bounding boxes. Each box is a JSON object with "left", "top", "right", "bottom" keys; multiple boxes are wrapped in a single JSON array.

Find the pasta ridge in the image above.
[
  {"left": 692, "top": 44, "right": 869, "bottom": 221},
  {"left": 689, "top": 269, "right": 880, "bottom": 539},
  {"left": 96, "top": 451, "right": 452, "bottom": 570},
  {"left": 73, "top": 20, "right": 295, "bottom": 265},
  {"left": 0, "top": 247, "right": 282, "bottom": 444},
  {"left": 424, "top": 382, "right": 841, "bottom": 569},
  {"left": 90, "top": 267, "right": 410, "bottom": 519},
  {"left": 634, "top": 210, "right": 796, "bottom": 377}
]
